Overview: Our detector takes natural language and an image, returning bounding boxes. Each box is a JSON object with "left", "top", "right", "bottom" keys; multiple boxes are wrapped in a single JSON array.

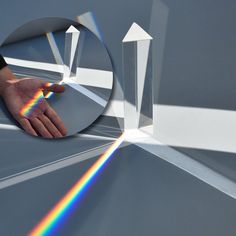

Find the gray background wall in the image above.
[
  {"left": 1, "top": 0, "right": 235, "bottom": 109},
  {"left": 0, "top": 0, "right": 234, "bottom": 108}
]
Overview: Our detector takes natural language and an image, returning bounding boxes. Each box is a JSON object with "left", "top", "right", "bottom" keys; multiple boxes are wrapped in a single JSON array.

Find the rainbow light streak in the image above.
[
  {"left": 20, "top": 83, "right": 53, "bottom": 117},
  {"left": 28, "top": 133, "right": 125, "bottom": 236},
  {"left": 45, "top": 81, "right": 64, "bottom": 99},
  {"left": 20, "top": 90, "right": 44, "bottom": 117},
  {"left": 44, "top": 91, "right": 54, "bottom": 99}
]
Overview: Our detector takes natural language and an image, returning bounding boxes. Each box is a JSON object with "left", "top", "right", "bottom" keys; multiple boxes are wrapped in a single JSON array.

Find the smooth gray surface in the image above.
[
  {"left": 156, "top": 0, "right": 236, "bottom": 111},
  {"left": 2, "top": 18, "right": 79, "bottom": 45},
  {"left": 0, "top": 125, "right": 111, "bottom": 180},
  {"left": 82, "top": 85, "right": 111, "bottom": 100},
  {"left": 0, "top": 34, "right": 55, "bottom": 63},
  {"left": 175, "top": 146, "right": 236, "bottom": 183},
  {"left": 47, "top": 84, "right": 104, "bottom": 135},
  {"left": 0, "top": 145, "right": 235, "bottom": 236}
]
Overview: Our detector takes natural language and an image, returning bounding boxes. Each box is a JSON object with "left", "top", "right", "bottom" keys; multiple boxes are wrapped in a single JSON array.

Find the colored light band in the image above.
[
  {"left": 20, "top": 83, "right": 53, "bottom": 117},
  {"left": 44, "top": 91, "right": 54, "bottom": 99},
  {"left": 20, "top": 90, "right": 44, "bottom": 117},
  {"left": 45, "top": 81, "right": 64, "bottom": 99},
  {"left": 28, "top": 133, "right": 125, "bottom": 236}
]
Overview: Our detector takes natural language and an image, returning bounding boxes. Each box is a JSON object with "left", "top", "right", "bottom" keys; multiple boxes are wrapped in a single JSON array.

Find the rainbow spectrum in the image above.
[
  {"left": 45, "top": 81, "right": 64, "bottom": 99},
  {"left": 28, "top": 133, "right": 125, "bottom": 236},
  {"left": 20, "top": 83, "right": 54, "bottom": 117}
]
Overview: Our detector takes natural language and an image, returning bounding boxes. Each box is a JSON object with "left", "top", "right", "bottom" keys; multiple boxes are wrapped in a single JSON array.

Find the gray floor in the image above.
[
  {"left": 0, "top": 132, "right": 110, "bottom": 180},
  {"left": 174, "top": 146, "right": 236, "bottom": 183},
  {"left": 0, "top": 144, "right": 235, "bottom": 236}
]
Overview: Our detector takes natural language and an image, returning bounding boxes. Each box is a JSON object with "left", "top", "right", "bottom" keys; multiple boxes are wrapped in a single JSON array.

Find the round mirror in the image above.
[{"left": 0, "top": 17, "right": 113, "bottom": 138}]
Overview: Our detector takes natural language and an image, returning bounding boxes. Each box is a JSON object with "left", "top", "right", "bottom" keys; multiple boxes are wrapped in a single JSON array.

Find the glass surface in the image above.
[{"left": 122, "top": 23, "right": 153, "bottom": 131}]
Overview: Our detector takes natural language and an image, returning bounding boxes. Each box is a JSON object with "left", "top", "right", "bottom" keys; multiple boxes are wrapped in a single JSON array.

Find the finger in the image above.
[
  {"left": 30, "top": 118, "right": 53, "bottom": 139},
  {"left": 41, "top": 82, "right": 65, "bottom": 93},
  {"left": 45, "top": 107, "right": 67, "bottom": 136},
  {"left": 18, "top": 118, "right": 38, "bottom": 137},
  {"left": 38, "top": 114, "right": 63, "bottom": 138}
]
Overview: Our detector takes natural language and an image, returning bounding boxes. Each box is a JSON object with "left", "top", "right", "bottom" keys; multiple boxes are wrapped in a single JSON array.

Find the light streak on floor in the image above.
[{"left": 28, "top": 133, "right": 125, "bottom": 236}]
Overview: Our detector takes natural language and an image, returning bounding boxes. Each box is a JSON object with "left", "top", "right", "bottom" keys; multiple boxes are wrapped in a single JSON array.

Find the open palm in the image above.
[{"left": 2, "top": 78, "right": 67, "bottom": 138}]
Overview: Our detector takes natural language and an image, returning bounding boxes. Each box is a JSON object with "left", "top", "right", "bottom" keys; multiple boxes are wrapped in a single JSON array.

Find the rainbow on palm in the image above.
[{"left": 20, "top": 82, "right": 54, "bottom": 117}]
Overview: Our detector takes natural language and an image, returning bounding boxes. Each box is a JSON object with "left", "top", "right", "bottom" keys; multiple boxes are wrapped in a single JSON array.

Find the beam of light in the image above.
[
  {"left": 44, "top": 91, "right": 54, "bottom": 99},
  {"left": 77, "top": 12, "right": 103, "bottom": 42},
  {"left": 28, "top": 133, "right": 125, "bottom": 236},
  {"left": 20, "top": 90, "right": 44, "bottom": 117},
  {"left": 46, "top": 32, "right": 64, "bottom": 66},
  {"left": 46, "top": 76, "right": 107, "bottom": 107},
  {"left": 20, "top": 83, "right": 53, "bottom": 117},
  {"left": 4, "top": 57, "right": 64, "bottom": 73},
  {"left": 62, "top": 77, "right": 107, "bottom": 107},
  {"left": 0, "top": 124, "right": 20, "bottom": 130},
  {"left": 44, "top": 81, "right": 64, "bottom": 99}
]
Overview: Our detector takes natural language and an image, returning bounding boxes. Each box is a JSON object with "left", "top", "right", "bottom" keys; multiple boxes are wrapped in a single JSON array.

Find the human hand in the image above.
[{"left": 0, "top": 67, "right": 67, "bottom": 138}]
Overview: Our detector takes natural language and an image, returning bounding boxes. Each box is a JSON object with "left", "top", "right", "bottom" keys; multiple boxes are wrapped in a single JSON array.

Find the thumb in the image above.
[{"left": 41, "top": 82, "right": 65, "bottom": 93}]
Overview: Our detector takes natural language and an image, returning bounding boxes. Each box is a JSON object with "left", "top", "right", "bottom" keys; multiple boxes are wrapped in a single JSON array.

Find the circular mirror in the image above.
[{"left": 0, "top": 17, "right": 113, "bottom": 138}]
